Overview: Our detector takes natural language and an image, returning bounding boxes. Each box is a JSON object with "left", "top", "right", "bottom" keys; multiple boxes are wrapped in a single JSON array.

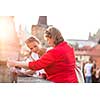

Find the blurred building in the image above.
[
  {"left": 31, "top": 16, "right": 50, "bottom": 47},
  {"left": 88, "top": 44, "right": 100, "bottom": 68},
  {"left": 75, "top": 44, "right": 100, "bottom": 68},
  {"left": 88, "top": 29, "right": 100, "bottom": 42}
]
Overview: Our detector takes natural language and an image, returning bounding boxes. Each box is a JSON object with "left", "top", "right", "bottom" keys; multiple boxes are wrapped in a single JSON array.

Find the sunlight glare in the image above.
[{"left": 0, "top": 17, "right": 10, "bottom": 41}]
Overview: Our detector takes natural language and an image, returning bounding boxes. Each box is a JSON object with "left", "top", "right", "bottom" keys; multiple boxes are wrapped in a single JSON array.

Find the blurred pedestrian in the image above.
[{"left": 84, "top": 58, "right": 93, "bottom": 83}]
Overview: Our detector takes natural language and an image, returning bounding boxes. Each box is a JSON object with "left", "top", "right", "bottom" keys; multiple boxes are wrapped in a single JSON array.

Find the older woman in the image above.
[{"left": 7, "top": 26, "right": 78, "bottom": 83}]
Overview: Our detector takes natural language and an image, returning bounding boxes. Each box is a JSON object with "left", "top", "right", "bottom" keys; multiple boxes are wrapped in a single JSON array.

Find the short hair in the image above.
[
  {"left": 44, "top": 26, "right": 64, "bottom": 45},
  {"left": 25, "top": 36, "right": 40, "bottom": 44}
]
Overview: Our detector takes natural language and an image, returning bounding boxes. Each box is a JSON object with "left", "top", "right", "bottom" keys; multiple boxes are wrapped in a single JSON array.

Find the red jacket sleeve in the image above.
[{"left": 29, "top": 50, "right": 55, "bottom": 71}]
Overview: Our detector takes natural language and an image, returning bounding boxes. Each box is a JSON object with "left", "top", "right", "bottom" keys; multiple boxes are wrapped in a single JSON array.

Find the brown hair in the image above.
[
  {"left": 25, "top": 36, "right": 40, "bottom": 44},
  {"left": 44, "top": 26, "right": 64, "bottom": 45}
]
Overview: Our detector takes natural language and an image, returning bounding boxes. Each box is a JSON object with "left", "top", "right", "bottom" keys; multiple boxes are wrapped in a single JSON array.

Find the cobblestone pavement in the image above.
[{"left": 17, "top": 76, "right": 51, "bottom": 83}]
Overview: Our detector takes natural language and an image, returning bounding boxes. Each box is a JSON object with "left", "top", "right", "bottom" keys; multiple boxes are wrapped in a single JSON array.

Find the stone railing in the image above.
[
  {"left": 0, "top": 60, "right": 13, "bottom": 83},
  {"left": 0, "top": 60, "right": 51, "bottom": 83}
]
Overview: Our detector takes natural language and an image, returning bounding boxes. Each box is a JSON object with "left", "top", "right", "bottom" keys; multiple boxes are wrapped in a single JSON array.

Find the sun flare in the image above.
[{"left": 0, "top": 17, "right": 11, "bottom": 40}]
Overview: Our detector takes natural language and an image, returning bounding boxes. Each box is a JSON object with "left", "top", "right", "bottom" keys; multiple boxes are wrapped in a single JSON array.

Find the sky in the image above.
[{"left": 1, "top": 0, "right": 100, "bottom": 40}]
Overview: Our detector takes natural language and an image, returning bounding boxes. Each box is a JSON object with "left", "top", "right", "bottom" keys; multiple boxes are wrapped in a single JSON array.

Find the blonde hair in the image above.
[
  {"left": 25, "top": 36, "right": 40, "bottom": 45},
  {"left": 44, "top": 26, "right": 64, "bottom": 45}
]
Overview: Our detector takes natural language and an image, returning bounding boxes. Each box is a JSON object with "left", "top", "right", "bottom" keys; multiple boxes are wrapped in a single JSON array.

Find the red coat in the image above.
[{"left": 29, "top": 42, "right": 78, "bottom": 83}]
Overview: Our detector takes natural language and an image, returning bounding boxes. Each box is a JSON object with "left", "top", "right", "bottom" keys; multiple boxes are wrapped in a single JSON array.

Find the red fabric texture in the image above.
[{"left": 29, "top": 42, "right": 78, "bottom": 83}]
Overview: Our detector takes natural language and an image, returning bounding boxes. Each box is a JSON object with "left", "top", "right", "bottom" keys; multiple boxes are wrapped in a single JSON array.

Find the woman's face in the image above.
[
  {"left": 44, "top": 37, "right": 55, "bottom": 47},
  {"left": 26, "top": 41, "right": 40, "bottom": 53}
]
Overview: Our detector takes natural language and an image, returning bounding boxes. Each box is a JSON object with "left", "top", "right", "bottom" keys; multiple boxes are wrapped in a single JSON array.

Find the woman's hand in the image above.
[
  {"left": 7, "top": 60, "right": 28, "bottom": 69},
  {"left": 7, "top": 60, "right": 18, "bottom": 67}
]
